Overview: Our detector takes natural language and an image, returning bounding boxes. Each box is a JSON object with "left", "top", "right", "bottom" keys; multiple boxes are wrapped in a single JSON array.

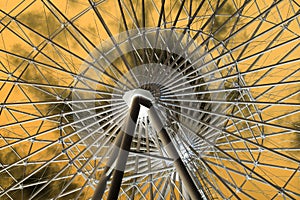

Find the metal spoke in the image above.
[{"left": 1, "top": 0, "right": 299, "bottom": 199}]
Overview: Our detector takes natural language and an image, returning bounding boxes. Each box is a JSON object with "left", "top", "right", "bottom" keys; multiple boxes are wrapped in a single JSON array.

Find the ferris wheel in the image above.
[{"left": 0, "top": 0, "right": 300, "bottom": 199}]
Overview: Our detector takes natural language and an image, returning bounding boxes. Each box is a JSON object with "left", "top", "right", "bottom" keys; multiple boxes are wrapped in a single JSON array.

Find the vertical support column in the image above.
[
  {"left": 148, "top": 106, "right": 203, "bottom": 200},
  {"left": 106, "top": 97, "right": 141, "bottom": 200}
]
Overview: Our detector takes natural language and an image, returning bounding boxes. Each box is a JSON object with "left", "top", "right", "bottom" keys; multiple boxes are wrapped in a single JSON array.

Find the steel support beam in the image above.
[
  {"left": 92, "top": 132, "right": 124, "bottom": 200},
  {"left": 92, "top": 94, "right": 203, "bottom": 200},
  {"left": 108, "top": 97, "right": 140, "bottom": 200},
  {"left": 148, "top": 106, "right": 203, "bottom": 200}
]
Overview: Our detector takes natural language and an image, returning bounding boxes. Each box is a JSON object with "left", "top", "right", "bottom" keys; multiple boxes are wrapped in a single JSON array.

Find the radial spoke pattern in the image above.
[{"left": 0, "top": 0, "right": 299, "bottom": 199}]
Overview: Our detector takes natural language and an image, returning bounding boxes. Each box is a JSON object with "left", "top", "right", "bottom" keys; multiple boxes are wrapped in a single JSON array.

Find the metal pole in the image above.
[
  {"left": 92, "top": 94, "right": 203, "bottom": 200},
  {"left": 106, "top": 97, "right": 141, "bottom": 200},
  {"left": 92, "top": 133, "right": 124, "bottom": 200},
  {"left": 148, "top": 106, "right": 203, "bottom": 200}
]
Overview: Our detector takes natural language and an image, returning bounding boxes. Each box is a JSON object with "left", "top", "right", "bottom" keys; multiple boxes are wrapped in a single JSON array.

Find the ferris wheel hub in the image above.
[
  {"left": 123, "top": 89, "right": 155, "bottom": 106},
  {"left": 123, "top": 89, "right": 155, "bottom": 119}
]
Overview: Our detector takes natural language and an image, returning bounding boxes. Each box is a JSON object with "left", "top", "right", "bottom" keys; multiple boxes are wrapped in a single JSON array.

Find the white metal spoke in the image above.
[{"left": 1, "top": 0, "right": 299, "bottom": 199}]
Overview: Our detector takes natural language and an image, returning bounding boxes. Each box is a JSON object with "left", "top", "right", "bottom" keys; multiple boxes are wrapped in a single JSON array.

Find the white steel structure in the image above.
[{"left": 0, "top": 0, "right": 300, "bottom": 199}]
